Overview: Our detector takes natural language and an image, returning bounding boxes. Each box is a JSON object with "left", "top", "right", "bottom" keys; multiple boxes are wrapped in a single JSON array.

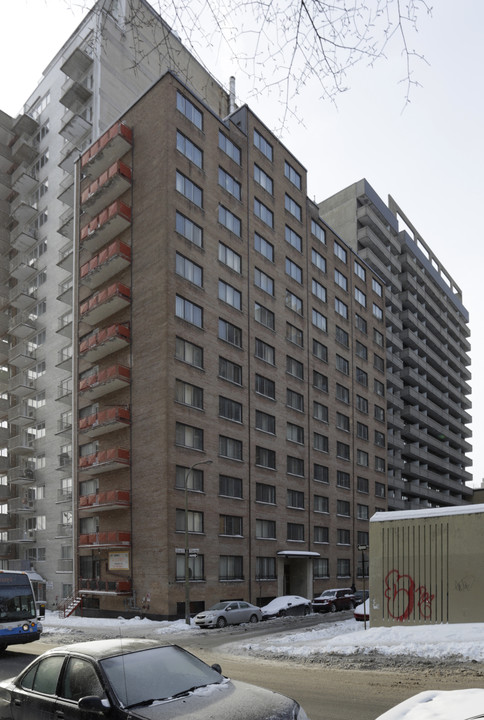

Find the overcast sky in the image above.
[{"left": 3, "top": 0, "right": 483, "bottom": 486}]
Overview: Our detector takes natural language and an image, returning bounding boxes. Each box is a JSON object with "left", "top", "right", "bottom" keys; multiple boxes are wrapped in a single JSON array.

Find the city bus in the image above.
[{"left": 0, "top": 570, "right": 45, "bottom": 653}]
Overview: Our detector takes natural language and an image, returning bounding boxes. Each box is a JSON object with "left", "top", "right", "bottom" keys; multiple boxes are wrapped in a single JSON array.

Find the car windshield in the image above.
[
  {"left": 208, "top": 602, "right": 230, "bottom": 611},
  {"left": 100, "top": 645, "right": 223, "bottom": 708},
  {"left": 319, "top": 591, "right": 336, "bottom": 598}
]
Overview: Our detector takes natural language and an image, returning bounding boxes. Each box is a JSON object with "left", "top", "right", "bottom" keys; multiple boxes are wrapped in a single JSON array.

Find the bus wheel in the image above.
[{"left": 0, "top": 644, "right": 7, "bottom": 655}]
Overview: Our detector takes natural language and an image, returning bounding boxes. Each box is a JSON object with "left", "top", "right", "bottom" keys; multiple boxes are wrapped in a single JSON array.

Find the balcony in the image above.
[
  {"left": 9, "top": 341, "right": 36, "bottom": 369},
  {"left": 9, "top": 372, "right": 36, "bottom": 397},
  {"left": 79, "top": 531, "right": 131, "bottom": 548},
  {"left": 56, "top": 485, "right": 72, "bottom": 503},
  {"left": 79, "top": 489, "right": 130, "bottom": 512},
  {"left": 80, "top": 200, "right": 131, "bottom": 255},
  {"left": 57, "top": 312, "right": 73, "bottom": 339},
  {"left": 61, "top": 46, "right": 93, "bottom": 81},
  {"left": 56, "top": 378, "right": 73, "bottom": 404},
  {"left": 8, "top": 464, "right": 35, "bottom": 486},
  {"left": 12, "top": 114, "right": 38, "bottom": 139},
  {"left": 10, "top": 200, "right": 37, "bottom": 227},
  {"left": 80, "top": 283, "right": 131, "bottom": 325},
  {"left": 11, "top": 227, "right": 37, "bottom": 253},
  {"left": 9, "top": 281, "right": 36, "bottom": 310},
  {"left": 10, "top": 138, "right": 37, "bottom": 167},
  {"left": 79, "top": 364, "right": 130, "bottom": 402},
  {"left": 80, "top": 240, "right": 131, "bottom": 290},
  {"left": 78, "top": 448, "right": 130, "bottom": 475},
  {"left": 81, "top": 122, "right": 133, "bottom": 180},
  {"left": 57, "top": 452, "right": 72, "bottom": 471},
  {"left": 60, "top": 79, "right": 92, "bottom": 113},
  {"left": 57, "top": 277, "right": 73, "bottom": 305},
  {"left": 56, "top": 417, "right": 72, "bottom": 437},
  {"left": 10, "top": 252, "right": 37, "bottom": 282},
  {"left": 56, "top": 345, "right": 73, "bottom": 371},
  {"left": 57, "top": 207, "right": 74, "bottom": 240},
  {"left": 79, "top": 324, "right": 130, "bottom": 363},
  {"left": 0, "top": 543, "right": 13, "bottom": 559},
  {"left": 7, "top": 529, "right": 35, "bottom": 543},
  {"left": 57, "top": 175, "right": 75, "bottom": 207},
  {"left": 12, "top": 170, "right": 37, "bottom": 196},
  {"left": 8, "top": 433, "right": 35, "bottom": 454},
  {"left": 57, "top": 242, "right": 73, "bottom": 274},
  {"left": 56, "top": 523, "right": 73, "bottom": 539},
  {"left": 81, "top": 161, "right": 132, "bottom": 218},
  {"left": 8, "top": 497, "right": 36, "bottom": 514},
  {"left": 9, "top": 309, "right": 37, "bottom": 339},
  {"left": 78, "top": 578, "right": 131, "bottom": 595},
  {"left": 60, "top": 109, "right": 92, "bottom": 145},
  {"left": 57, "top": 558, "right": 74, "bottom": 573},
  {"left": 79, "top": 407, "right": 130, "bottom": 437},
  {"left": 8, "top": 403, "right": 35, "bottom": 427}
]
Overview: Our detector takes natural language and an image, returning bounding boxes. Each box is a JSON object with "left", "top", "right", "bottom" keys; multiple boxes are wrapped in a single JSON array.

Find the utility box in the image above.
[{"left": 369, "top": 504, "right": 484, "bottom": 626}]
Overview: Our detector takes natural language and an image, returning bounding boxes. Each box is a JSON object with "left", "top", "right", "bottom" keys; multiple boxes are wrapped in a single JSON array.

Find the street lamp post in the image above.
[
  {"left": 185, "top": 460, "right": 212, "bottom": 625},
  {"left": 357, "top": 544, "right": 369, "bottom": 630}
]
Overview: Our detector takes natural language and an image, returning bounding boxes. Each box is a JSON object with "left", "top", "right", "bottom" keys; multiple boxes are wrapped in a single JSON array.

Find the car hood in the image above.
[{"left": 127, "top": 679, "right": 299, "bottom": 720}]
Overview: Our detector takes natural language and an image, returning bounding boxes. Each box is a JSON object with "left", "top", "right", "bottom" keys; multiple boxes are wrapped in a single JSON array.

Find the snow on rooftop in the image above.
[{"left": 370, "top": 503, "right": 484, "bottom": 522}]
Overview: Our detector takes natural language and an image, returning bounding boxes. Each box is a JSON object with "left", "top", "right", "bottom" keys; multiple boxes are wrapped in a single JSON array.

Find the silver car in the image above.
[{"left": 194, "top": 601, "right": 262, "bottom": 628}]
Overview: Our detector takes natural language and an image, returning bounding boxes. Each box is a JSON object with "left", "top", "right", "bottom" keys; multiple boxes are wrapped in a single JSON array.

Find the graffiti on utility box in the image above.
[{"left": 384, "top": 569, "right": 435, "bottom": 621}]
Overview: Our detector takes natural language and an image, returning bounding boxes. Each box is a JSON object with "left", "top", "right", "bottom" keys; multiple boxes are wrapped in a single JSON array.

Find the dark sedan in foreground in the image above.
[{"left": 0, "top": 638, "right": 310, "bottom": 719}]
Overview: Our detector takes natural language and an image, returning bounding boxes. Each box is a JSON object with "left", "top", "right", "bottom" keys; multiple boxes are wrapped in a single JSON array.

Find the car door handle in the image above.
[
  {"left": 55, "top": 712, "right": 65, "bottom": 719},
  {"left": 13, "top": 699, "right": 21, "bottom": 706}
]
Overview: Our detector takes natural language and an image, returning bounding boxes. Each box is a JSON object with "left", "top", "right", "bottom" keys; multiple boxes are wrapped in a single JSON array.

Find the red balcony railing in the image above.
[
  {"left": 80, "top": 240, "right": 131, "bottom": 282},
  {"left": 79, "top": 490, "right": 130, "bottom": 509},
  {"left": 81, "top": 122, "right": 133, "bottom": 169},
  {"left": 78, "top": 447, "right": 130, "bottom": 473},
  {"left": 79, "top": 406, "right": 130, "bottom": 433},
  {"left": 80, "top": 282, "right": 131, "bottom": 319},
  {"left": 79, "top": 323, "right": 130, "bottom": 359},
  {"left": 80, "top": 201, "right": 131, "bottom": 254},
  {"left": 79, "top": 364, "right": 130, "bottom": 395},
  {"left": 79, "top": 531, "right": 131, "bottom": 547},
  {"left": 78, "top": 578, "right": 131, "bottom": 593}
]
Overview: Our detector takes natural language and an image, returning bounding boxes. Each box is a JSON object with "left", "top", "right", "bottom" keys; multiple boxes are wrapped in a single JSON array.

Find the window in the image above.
[
  {"left": 355, "top": 313, "right": 367, "bottom": 334},
  {"left": 219, "top": 205, "right": 241, "bottom": 236},
  {"left": 314, "top": 558, "right": 329, "bottom": 578},
  {"left": 254, "top": 267, "right": 274, "bottom": 296},
  {"left": 335, "top": 269, "right": 348, "bottom": 291},
  {"left": 313, "top": 339, "right": 328, "bottom": 362},
  {"left": 176, "top": 508, "right": 203, "bottom": 533},
  {"left": 255, "top": 374, "right": 275, "bottom": 399},
  {"left": 255, "top": 338, "right": 275, "bottom": 365},
  {"left": 314, "top": 495, "right": 329, "bottom": 513},
  {"left": 355, "top": 288, "right": 367, "bottom": 307},
  {"left": 219, "top": 475, "right": 243, "bottom": 498},
  {"left": 374, "top": 405, "right": 385, "bottom": 422},
  {"left": 219, "top": 556, "right": 243, "bottom": 580},
  {"left": 256, "top": 483, "right": 276, "bottom": 504},
  {"left": 374, "top": 430, "right": 386, "bottom": 447},
  {"left": 287, "top": 489, "right": 304, "bottom": 509},
  {"left": 285, "top": 160, "right": 302, "bottom": 189},
  {"left": 337, "top": 471, "right": 351, "bottom": 489},
  {"left": 357, "top": 476, "right": 369, "bottom": 494},
  {"left": 287, "top": 389, "right": 304, "bottom": 412},
  {"left": 375, "top": 456, "right": 386, "bottom": 473},
  {"left": 287, "top": 356, "right": 304, "bottom": 380},
  {"left": 313, "top": 401, "right": 328, "bottom": 423},
  {"left": 254, "top": 232, "right": 274, "bottom": 261},
  {"left": 219, "top": 515, "right": 243, "bottom": 536},
  {"left": 312, "top": 278, "right": 327, "bottom": 302},
  {"left": 175, "top": 422, "right": 203, "bottom": 450},
  {"left": 375, "top": 482, "right": 386, "bottom": 498},
  {"left": 372, "top": 302, "right": 383, "bottom": 320},
  {"left": 256, "top": 519, "right": 276, "bottom": 538},
  {"left": 337, "top": 442, "right": 350, "bottom": 461},
  {"left": 287, "top": 523, "right": 304, "bottom": 541},
  {"left": 254, "top": 128, "right": 273, "bottom": 160},
  {"left": 219, "top": 357, "right": 242, "bottom": 385},
  {"left": 286, "top": 322, "right": 303, "bottom": 347},
  {"left": 336, "top": 412, "right": 350, "bottom": 432},
  {"left": 336, "top": 355, "right": 349, "bottom": 375},
  {"left": 313, "top": 432, "right": 328, "bottom": 453},
  {"left": 287, "top": 456, "right": 304, "bottom": 476},
  {"left": 313, "top": 370, "right": 328, "bottom": 392},
  {"left": 374, "top": 328, "right": 385, "bottom": 347},
  {"left": 285, "top": 225, "right": 302, "bottom": 252},
  {"left": 314, "top": 526, "right": 329, "bottom": 544},
  {"left": 356, "top": 395, "right": 368, "bottom": 413},
  {"left": 335, "top": 297, "right": 348, "bottom": 318},
  {"left": 176, "top": 554, "right": 204, "bottom": 580},
  {"left": 285, "top": 194, "right": 302, "bottom": 221},
  {"left": 374, "top": 354, "right": 385, "bottom": 372},
  {"left": 287, "top": 422, "right": 304, "bottom": 444},
  {"left": 356, "top": 367, "right": 368, "bottom": 387},
  {"left": 218, "top": 242, "right": 241, "bottom": 273},
  {"left": 314, "top": 464, "right": 329, "bottom": 483},
  {"left": 176, "top": 252, "right": 202, "bottom": 286},
  {"left": 256, "top": 557, "right": 276, "bottom": 579},
  {"left": 311, "top": 219, "right": 326, "bottom": 244},
  {"left": 254, "top": 198, "right": 274, "bottom": 228},
  {"left": 357, "top": 422, "right": 368, "bottom": 440},
  {"left": 219, "top": 396, "right": 242, "bottom": 423},
  {"left": 254, "top": 164, "right": 273, "bottom": 194},
  {"left": 218, "top": 280, "right": 241, "bottom": 310},
  {"left": 372, "top": 278, "right": 383, "bottom": 296},
  {"left": 356, "top": 341, "right": 368, "bottom": 360},
  {"left": 176, "top": 91, "right": 202, "bottom": 129},
  {"left": 176, "top": 211, "right": 203, "bottom": 247},
  {"left": 219, "top": 435, "right": 243, "bottom": 460},
  {"left": 357, "top": 504, "right": 369, "bottom": 520},
  {"left": 357, "top": 449, "right": 369, "bottom": 467},
  {"left": 335, "top": 326, "right": 349, "bottom": 347},
  {"left": 219, "top": 318, "right": 242, "bottom": 347},
  {"left": 374, "top": 379, "right": 385, "bottom": 397},
  {"left": 312, "top": 309, "right": 327, "bottom": 332},
  {"left": 255, "top": 303, "right": 275, "bottom": 330},
  {"left": 337, "top": 558, "right": 350, "bottom": 578},
  {"left": 336, "top": 383, "right": 349, "bottom": 404},
  {"left": 256, "top": 410, "right": 276, "bottom": 434},
  {"left": 337, "top": 499, "right": 350, "bottom": 517},
  {"left": 286, "top": 257, "right": 302, "bottom": 283},
  {"left": 176, "top": 171, "right": 202, "bottom": 207},
  {"left": 354, "top": 260, "right": 366, "bottom": 280},
  {"left": 286, "top": 290, "right": 303, "bottom": 315},
  {"left": 218, "top": 167, "right": 241, "bottom": 199},
  {"left": 175, "top": 380, "right": 203, "bottom": 409},
  {"left": 219, "top": 131, "right": 241, "bottom": 164},
  {"left": 176, "top": 131, "right": 202, "bottom": 167},
  {"left": 334, "top": 241, "right": 347, "bottom": 263},
  {"left": 311, "top": 248, "right": 326, "bottom": 272},
  {"left": 176, "top": 295, "right": 202, "bottom": 327},
  {"left": 256, "top": 446, "right": 276, "bottom": 469},
  {"left": 357, "top": 531, "right": 369, "bottom": 547}
]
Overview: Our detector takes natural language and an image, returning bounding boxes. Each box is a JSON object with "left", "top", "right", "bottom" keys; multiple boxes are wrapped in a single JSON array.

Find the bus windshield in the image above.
[{"left": 0, "top": 582, "right": 36, "bottom": 622}]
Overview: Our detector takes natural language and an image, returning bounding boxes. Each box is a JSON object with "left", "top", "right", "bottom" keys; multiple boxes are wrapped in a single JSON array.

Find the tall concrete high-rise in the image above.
[{"left": 319, "top": 180, "right": 472, "bottom": 511}]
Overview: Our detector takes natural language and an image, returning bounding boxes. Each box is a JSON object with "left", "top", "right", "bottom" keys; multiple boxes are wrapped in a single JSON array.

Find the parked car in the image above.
[
  {"left": 194, "top": 600, "right": 262, "bottom": 628},
  {"left": 375, "top": 689, "right": 484, "bottom": 720},
  {"left": 312, "top": 588, "right": 356, "bottom": 613},
  {"left": 261, "top": 595, "right": 311, "bottom": 619},
  {"left": 352, "top": 589, "right": 369, "bottom": 608},
  {"left": 0, "top": 638, "right": 310, "bottom": 719},
  {"left": 354, "top": 598, "right": 369, "bottom": 622}
]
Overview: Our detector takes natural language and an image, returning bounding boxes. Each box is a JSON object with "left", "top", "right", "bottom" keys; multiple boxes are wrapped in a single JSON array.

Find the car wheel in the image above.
[
  {"left": 330, "top": 603, "right": 337, "bottom": 613},
  {"left": 303, "top": 606, "right": 310, "bottom": 616},
  {"left": 216, "top": 616, "right": 227, "bottom": 628},
  {"left": 249, "top": 614, "right": 259, "bottom": 623},
  {"left": 0, "top": 644, "right": 6, "bottom": 655},
  {"left": 278, "top": 609, "right": 287, "bottom": 617}
]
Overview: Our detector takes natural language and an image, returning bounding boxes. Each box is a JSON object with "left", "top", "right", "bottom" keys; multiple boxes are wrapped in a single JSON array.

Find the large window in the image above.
[
  {"left": 286, "top": 257, "right": 302, "bottom": 283},
  {"left": 176, "top": 130, "right": 202, "bottom": 167},
  {"left": 254, "top": 128, "right": 273, "bottom": 160},
  {"left": 313, "top": 432, "right": 328, "bottom": 453},
  {"left": 175, "top": 337, "right": 203, "bottom": 368},
  {"left": 176, "top": 91, "right": 202, "bottom": 129},
  {"left": 176, "top": 554, "right": 204, "bottom": 581},
  {"left": 219, "top": 318, "right": 242, "bottom": 347},
  {"left": 219, "top": 515, "right": 243, "bottom": 536},
  {"left": 312, "top": 308, "right": 327, "bottom": 332},
  {"left": 219, "top": 556, "right": 243, "bottom": 581},
  {"left": 287, "top": 388, "right": 304, "bottom": 412},
  {"left": 285, "top": 225, "right": 302, "bottom": 252},
  {"left": 255, "top": 374, "right": 275, "bottom": 399},
  {"left": 314, "top": 464, "right": 329, "bottom": 483},
  {"left": 176, "top": 171, "right": 202, "bottom": 207},
  {"left": 254, "top": 164, "right": 273, "bottom": 194},
  {"left": 176, "top": 295, "right": 202, "bottom": 327},
  {"left": 312, "top": 278, "right": 327, "bottom": 302},
  {"left": 285, "top": 193, "right": 302, "bottom": 221},
  {"left": 219, "top": 435, "right": 243, "bottom": 460},
  {"left": 287, "top": 489, "right": 304, "bottom": 509},
  {"left": 255, "top": 410, "right": 276, "bottom": 434},
  {"left": 287, "top": 355, "right": 304, "bottom": 380},
  {"left": 218, "top": 242, "right": 241, "bottom": 273},
  {"left": 219, "top": 131, "right": 241, "bottom": 164},
  {"left": 284, "top": 160, "right": 301, "bottom": 189},
  {"left": 176, "top": 211, "right": 202, "bottom": 247},
  {"left": 286, "top": 322, "right": 303, "bottom": 346},
  {"left": 254, "top": 268, "right": 274, "bottom": 296},
  {"left": 314, "top": 495, "right": 329, "bottom": 513},
  {"left": 219, "top": 475, "right": 243, "bottom": 498},
  {"left": 314, "top": 526, "right": 329, "bottom": 544},
  {"left": 219, "top": 357, "right": 242, "bottom": 385},
  {"left": 256, "top": 519, "right": 276, "bottom": 538},
  {"left": 175, "top": 422, "right": 203, "bottom": 450},
  {"left": 218, "top": 280, "right": 241, "bottom": 310},
  {"left": 286, "top": 290, "right": 302, "bottom": 314},
  {"left": 313, "top": 370, "right": 328, "bottom": 392},
  {"left": 287, "top": 422, "right": 304, "bottom": 444},
  {"left": 256, "top": 446, "right": 276, "bottom": 469},
  {"left": 256, "top": 557, "right": 276, "bottom": 579},
  {"left": 219, "top": 396, "right": 242, "bottom": 423},
  {"left": 175, "top": 380, "right": 203, "bottom": 409},
  {"left": 254, "top": 198, "right": 274, "bottom": 228},
  {"left": 176, "top": 465, "right": 204, "bottom": 492},
  {"left": 254, "top": 232, "right": 274, "bottom": 261},
  {"left": 287, "top": 523, "right": 304, "bottom": 541},
  {"left": 256, "top": 483, "right": 276, "bottom": 504},
  {"left": 255, "top": 303, "right": 275, "bottom": 330},
  {"left": 176, "top": 253, "right": 202, "bottom": 286},
  {"left": 219, "top": 205, "right": 241, "bottom": 236},
  {"left": 255, "top": 338, "right": 275, "bottom": 365},
  {"left": 287, "top": 456, "right": 304, "bottom": 476},
  {"left": 176, "top": 508, "right": 203, "bottom": 532},
  {"left": 218, "top": 167, "right": 241, "bottom": 200}
]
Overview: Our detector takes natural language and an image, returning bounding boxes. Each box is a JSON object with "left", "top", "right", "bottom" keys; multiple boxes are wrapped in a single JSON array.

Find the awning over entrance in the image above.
[{"left": 277, "top": 551, "right": 320, "bottom": 558}]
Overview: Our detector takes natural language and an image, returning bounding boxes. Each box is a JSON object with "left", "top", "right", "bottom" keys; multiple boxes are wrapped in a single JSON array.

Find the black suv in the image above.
[{"left": 312, "top": 588, "right": 356, "bottom": 613}]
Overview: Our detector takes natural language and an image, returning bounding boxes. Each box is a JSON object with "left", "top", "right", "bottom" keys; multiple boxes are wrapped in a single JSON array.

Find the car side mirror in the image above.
[
  {"left": 211, "top": 663, "right": 222, "bottom": 675},
  {"left": 78, "top": 696, "right": 108, "bottom": 714}
]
